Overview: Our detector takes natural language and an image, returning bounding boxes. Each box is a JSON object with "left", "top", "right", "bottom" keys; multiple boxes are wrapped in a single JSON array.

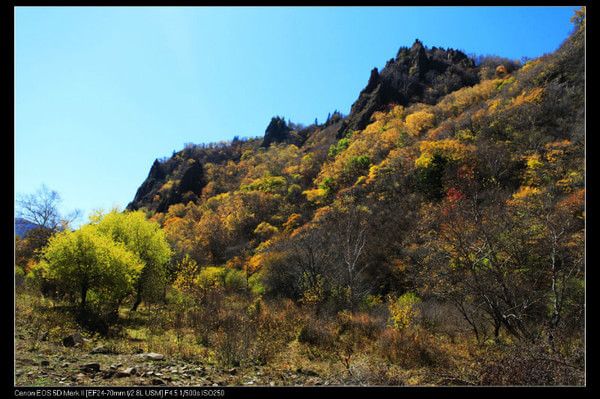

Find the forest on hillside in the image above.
[{"left": 15, "top": 8, "right": 585, "bottom": 387}]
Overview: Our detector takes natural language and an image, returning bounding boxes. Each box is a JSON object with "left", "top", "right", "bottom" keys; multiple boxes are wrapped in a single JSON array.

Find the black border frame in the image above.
[{"left": 5, "top": 1, "right": 593, "bottom": 397}]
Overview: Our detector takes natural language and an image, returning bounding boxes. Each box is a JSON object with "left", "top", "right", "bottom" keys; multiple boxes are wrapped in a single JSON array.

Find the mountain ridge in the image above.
[{"left": 128, "top": 39, "right": 498, "bottom": 212}]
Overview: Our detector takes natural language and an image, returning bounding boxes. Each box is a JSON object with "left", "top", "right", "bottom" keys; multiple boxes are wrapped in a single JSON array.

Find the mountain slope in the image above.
[
  {"left": 129, "top": 15, "right": 583, "bottom": 322},
  {"left": 129, "top": 40, "right": 493, "bottom": 213}
]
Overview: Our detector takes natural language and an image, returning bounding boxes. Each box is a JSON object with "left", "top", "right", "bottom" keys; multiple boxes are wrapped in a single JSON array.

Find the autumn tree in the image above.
[
  {"left": 37, "top": 225, "right": 143, "bottom": 321},
  {"left": 91, "top": 210, "right": 172, "bottom": 310},
  {"left": 405, "top": 110, "right": 435, "bottom": 136}
]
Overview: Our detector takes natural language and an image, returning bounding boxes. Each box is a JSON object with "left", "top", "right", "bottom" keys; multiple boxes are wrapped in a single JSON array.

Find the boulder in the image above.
[
  {"left": 140, "top": 352, "right": 165, "bottom": 361},
  {"left": 80, "top": 363, "right": 101, "bottom": 373},
  {"left": 62, "top": 333, "right": 84, "bottom": 347},
  {"left": 102, "top": 370, "right": 115, "bottom": 379},
  {"left": 90, "top": 345, "right": 110, "bottom": 354},
  {"left": 115, "top": 367, "right": 137, "bottom": 378}
]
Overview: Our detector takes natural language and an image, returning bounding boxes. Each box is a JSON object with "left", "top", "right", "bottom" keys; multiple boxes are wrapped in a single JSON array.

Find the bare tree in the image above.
[
  {"left": 338, "top": 207, "right": 370, "bottom": 311},
  {"left": 16, "top": 185, "right": 81, "bottom": 232},
  {"left": 265, "top": 224, "right": 338, "bottom": 308}
]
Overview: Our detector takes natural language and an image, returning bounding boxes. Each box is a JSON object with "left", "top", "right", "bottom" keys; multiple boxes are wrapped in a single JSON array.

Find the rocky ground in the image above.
[
  {"left": 14, "top": 295, "right": 418, "bottom": 387},
  {"left": 15, "top": 338, "right": 336, "bottom": 387},
  {"left": 14, "top": 329, "right": 348, "bottom": 387}
]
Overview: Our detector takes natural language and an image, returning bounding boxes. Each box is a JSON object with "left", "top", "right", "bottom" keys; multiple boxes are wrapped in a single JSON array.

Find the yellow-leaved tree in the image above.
[
  {"left": 90, "top": 210, "right": 172, "bottom": 311},
  {"left": 37, "top": 224, "right": 144, "bottom": 322}
]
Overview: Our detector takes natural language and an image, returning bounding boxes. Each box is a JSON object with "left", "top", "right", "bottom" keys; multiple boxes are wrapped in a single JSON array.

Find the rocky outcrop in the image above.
[
  {"left": 128, "top": 159, "right": 169, "bottom": 211},
  {"left": 337, "top": 39, "right": 479, "bottom": 136},
  {"left": 261, "top": 116, "right": 292, "bottom": 147},
  {"left": 128, "top": 158, "right": 205, "bottom": 213}
]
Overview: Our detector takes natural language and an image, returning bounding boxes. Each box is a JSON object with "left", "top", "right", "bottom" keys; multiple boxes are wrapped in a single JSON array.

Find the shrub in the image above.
[
  {"left": 197, "top": 266, "right": 227, "bottom": 289},
  {"left": 223, "top": 268, "right": 247, "bottom": 292},
  {"left": 247, "top": 299, "right": 299, "bottom": 365},
  {"left": 388, "top": 292, "right": 422, "bottom": 330},
  {"left": 15, "top": 265, "right": 25, "bottom": 287},
  {"left": 253, "top": 221, "right": 279, "bottom": 240},
  {"left": 173, "top": 254, "right": 200, "bottom": 295},
  {"left": 240, "top": 176, "right": 287, "bottom": 194},
  {"left": 328, "top": 138, "right": 351, "bottom": 158},
  {"left": 337, "top": 310, "right": 383, "bottom": 340},
  {"left": 208, "top": 298, "right": 299, "bottom": 367},
  {"left": 378, "top": 327, "right": 442, "bottom": 368},
  {"left": 478, "top": 341, "right": 584, "bottom": 385},
  {"left": 211, "top": 311, "right": 249, "bottom": 366},
  {"left": 347, "top": 155, "right": 372, "bottom": 173},
  {"left": 195, "top": 266, "right": 248, "bottom": 294},
  {"left": 405, "top": 111, "right": 435, "bottom": 136},
  {"left": 298, "top": 320, "right": 336, "bottom": 349},
  {"left": 247, "top": 272, "right": 265, "bottom": 296}
]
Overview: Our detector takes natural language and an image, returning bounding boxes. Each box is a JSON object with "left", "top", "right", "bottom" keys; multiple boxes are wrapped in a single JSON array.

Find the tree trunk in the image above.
[
  {"left": 80, "top": 284, "right": 88, "bottom": 311},
  {"left": 131, "top": 291, "right": 142, "bottom": 311},
  {"left": 493, "top": 321, "right": 501, "bottom": 341}
]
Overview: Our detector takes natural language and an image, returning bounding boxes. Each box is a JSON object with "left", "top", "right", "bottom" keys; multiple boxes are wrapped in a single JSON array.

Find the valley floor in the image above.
[
  {"left": 14, "top": 293, "right": 430, "bottom": 387},
  {"left": 14, "top": 290, "right": 583, "bottom": 387}
]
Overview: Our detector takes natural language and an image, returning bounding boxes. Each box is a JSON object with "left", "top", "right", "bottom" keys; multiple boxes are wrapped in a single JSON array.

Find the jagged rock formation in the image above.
[
  {"left": 261, "top": 117, "right": 292, "bottom": 147},
  {"left": 337, "top": 39, "right": 479, "bottom": 136},
  {"left": 128, "top": 138, "right": 253, "bottom": 212},
  {"left": 128, "top": 159, "right": 205, "bottom": 213},
  {"left": 128, "top": 160, "right": 166, "bottom": 210},
  {"left": 261, "top": 116, "right": 319, "bottom": 148}
]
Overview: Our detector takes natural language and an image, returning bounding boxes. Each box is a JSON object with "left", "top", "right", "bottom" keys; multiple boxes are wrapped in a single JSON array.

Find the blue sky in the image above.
[{"left": 15, "top": 6, "right": 580, "bottom": 222}]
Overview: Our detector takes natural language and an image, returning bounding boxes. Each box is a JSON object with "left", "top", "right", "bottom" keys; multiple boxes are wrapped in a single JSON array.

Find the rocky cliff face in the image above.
[
  {"left": 128, "top": 159, "right": 205, "bottom": 213},
  {"left": 337, "top": 39, "right": 479, "bottom": 136},
  {"left": 128, "top": 160, "right": 167, "bottom": 210},
  {"left": 261, "top": 117, "right": 292, "bottom": 147}
]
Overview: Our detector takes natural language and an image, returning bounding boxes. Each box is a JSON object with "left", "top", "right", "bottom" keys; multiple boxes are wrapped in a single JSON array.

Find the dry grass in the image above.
[{"left": 14, "top": 289, "right": 584, "bottom": 386}]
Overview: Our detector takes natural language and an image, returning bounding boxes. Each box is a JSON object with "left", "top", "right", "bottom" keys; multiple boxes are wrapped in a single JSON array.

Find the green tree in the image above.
[
  {"left": 91, "top": 210, "right": 172, "bottom": 310},
  {"left": 39, "top": 225, "right": 143, "bottom": 314}
]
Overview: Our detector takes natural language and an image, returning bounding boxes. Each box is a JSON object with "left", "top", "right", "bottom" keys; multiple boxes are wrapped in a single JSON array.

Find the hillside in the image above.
[
  {"left": 129, "top": 21, "right": 583, "bottom": 281},
  {"left": 15, "top": 218, "right": 40, "bottom": 238},
  {"left": 16, "top": 10, "right": 585, "bottom": 387},
  {"left": 127, "top": 39, "right": 483, "bottom": 213}
]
